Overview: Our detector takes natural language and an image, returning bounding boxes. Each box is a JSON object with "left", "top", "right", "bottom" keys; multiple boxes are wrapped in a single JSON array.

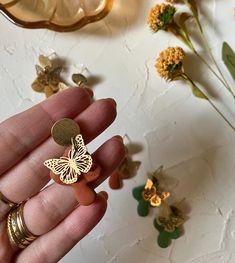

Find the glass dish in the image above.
[{"left": 0, "top": 0, "right": 113, "bottom": 32}]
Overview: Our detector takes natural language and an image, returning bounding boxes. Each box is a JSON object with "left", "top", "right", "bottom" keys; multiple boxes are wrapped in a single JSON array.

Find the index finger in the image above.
[{"left": 0, "top": 88, "right": 92, "bottom": 175}]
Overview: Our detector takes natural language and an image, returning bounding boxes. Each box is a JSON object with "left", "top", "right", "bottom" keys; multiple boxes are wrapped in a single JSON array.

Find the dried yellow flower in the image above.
[
  {"left": 148, "top": 3, "right": 176, "bottom": 32},
  {"left": 155, "top": 47, "right": 185, "bottom": 80}
]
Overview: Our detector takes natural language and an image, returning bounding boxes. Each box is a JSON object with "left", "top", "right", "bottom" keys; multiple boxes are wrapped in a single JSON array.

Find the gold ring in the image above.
[
  {"left": 0, "top": 192, "right": 17, "bottom": 221},
  {"left": 7, "top": 202, "right": 39, "bottom": 249}
]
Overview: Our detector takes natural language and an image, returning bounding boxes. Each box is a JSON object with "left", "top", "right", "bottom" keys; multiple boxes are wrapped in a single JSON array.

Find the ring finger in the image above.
[{"left": 11, "top": 136, "right": 125, "bottom": 249}]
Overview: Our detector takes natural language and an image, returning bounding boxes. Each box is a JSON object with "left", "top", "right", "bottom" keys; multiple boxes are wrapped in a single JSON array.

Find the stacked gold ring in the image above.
[
  {"left": 0, "top": 192, "right": 17, "bottom": 221},
  {"left": 7, "top": 202, "right": 38, "bottom": 249}
]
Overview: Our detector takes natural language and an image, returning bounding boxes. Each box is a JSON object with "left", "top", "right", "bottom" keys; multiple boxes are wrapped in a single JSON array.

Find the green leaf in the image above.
[
  {"left": 222, "top": 42, "right": 235, "bottom": 81},
  {"left": 137, "top": 199, "right": 150, "bottom": 217},
  {"left": 228, "top": 55, "right": 235, "bottom": 67},
  {"left": 191, "top": 85, "right": 208, "bottom": 99},
  {"left": 158, "top": 231, "right": 171, "bottom": 248},
  {"left": 132, "top": 185, "right": 145, "bottom": 201},
  {"left": 170, "top": 228, "right": 181, "bottom": 239},
  {"left": 182, "top": 73, "right": 207, "bottom": 99},
  {"left": 153, "top": 219, "right": 164, "bottom": 232}
]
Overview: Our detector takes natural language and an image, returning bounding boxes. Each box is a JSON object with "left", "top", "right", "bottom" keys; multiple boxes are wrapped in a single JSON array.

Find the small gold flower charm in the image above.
[{"left": 31, "top": 55, "right": 63, "bottom": 98}]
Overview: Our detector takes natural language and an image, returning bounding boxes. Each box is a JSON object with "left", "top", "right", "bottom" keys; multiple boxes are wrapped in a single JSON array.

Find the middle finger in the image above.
[{"left": 0, "top": 99, "right": 117, "bottom": 203}]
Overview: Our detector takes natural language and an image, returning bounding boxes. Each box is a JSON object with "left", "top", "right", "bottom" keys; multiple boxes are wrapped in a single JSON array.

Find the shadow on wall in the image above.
[
  {"left": 78, "top": 0, "right": 146, "bottom": 37},
  {"left": 193, "top": 0, "right": 221, "bottom": 34},
  {"left": 183, "top": 52, "right": 219, "bottom": 99}
]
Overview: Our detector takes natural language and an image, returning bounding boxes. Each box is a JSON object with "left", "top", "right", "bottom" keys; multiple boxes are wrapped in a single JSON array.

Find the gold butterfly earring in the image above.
[
  {"left": 44, "top": 118, "right": 93, "bottom": 185},
  {"left": 142, "top": 178, "right": 170, "bottom": 207},
  {"left": 44, "top": 133, "right": 93, "bottom": 184},
  {"left": 132, "top": 168, "right": 171, "bottom": 217}
]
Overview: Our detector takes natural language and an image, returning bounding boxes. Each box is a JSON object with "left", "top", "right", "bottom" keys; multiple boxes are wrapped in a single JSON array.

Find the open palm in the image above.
[{"left": 0, "top": 88, "right": 125, "bottom": 263}]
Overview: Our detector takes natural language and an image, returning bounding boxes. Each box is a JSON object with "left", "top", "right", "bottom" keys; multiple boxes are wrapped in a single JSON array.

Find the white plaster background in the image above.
[{"left": 0, "top": 0, "right": 235, "bottom": 262}]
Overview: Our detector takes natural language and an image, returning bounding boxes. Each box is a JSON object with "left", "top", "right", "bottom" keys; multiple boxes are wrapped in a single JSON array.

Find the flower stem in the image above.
[
  {"left": 193, "top": 49, "right": 230, "bottom": 90},
  {"left": 181, "top": 73, "right": 235, "bottom": 131},
  {"left": 169, "top": 22, "right": 195, "bottom": 51},
  {"left": 194, "top": 17, "right": 203, "bottom": 34},
  {"left": 170, "top": 21, "right": 235, "bottom": 98},
  {"left": 196, "top": 24, "right": 235, "bottom": 97}
]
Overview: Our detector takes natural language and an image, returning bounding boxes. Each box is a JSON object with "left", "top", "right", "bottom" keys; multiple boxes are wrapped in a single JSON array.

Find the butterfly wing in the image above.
[
  {"left": 60, "top": 165, "right": 78, "bottom": 184},
  {"left": 76, "top": 154, "right": 93, "bottom": 173},
  {"left": 44, "top": 157, "right": 78, "bottom": 184},
  {"left": 35, "top": 65, "right": 44, "bottom": 76},
  {"left": 150, "top": 195, "right": 162, "bottom": 207},
  {"left": 39, "top": 55, "right": 52, "bottom": 68},
  {"left": 161, "top": 192, "right": 171, "bottom": 201},
  {"left": 70, "top": 134, "right": 93, "bottom": 174},
  {"left": 51, "top": 66, "right": 62, "bottom": 76},
  {"left": 70, "top": 134, "right": 87, "bottom": 157},
  {"left": 149, "top": 190, "right": 170, "bottom": 207},
  {"left": 58, "top": 82, "right": 69, "bottom": 91},
  {"left": 44, "top": 134, "right": 92, "bottom": 184},
  {"left": 48, "top": 67, "right": 62, "bottom": 87},
  {"left": 44, "top": 158, "right": 69, "bottom": 175}
]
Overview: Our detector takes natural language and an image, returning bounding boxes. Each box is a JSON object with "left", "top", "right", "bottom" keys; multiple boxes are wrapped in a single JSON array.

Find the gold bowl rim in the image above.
[{"left": 0, "top": 0, "right": 113, "bottom": 32}]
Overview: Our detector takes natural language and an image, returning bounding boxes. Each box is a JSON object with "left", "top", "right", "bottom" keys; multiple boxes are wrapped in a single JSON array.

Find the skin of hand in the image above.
[{"left": 0, "top": 87, "right": 125, "bottom": 263}]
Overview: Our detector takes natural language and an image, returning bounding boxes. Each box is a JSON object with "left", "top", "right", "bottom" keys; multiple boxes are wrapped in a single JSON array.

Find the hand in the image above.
[{"left": 0, "top": 88, "right": 125, "bottom": 263}]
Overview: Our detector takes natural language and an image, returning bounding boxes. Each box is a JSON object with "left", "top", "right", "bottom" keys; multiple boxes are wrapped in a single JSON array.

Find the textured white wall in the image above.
[{"left": 0, "top": 0, "right": 235, "bottom": 262}]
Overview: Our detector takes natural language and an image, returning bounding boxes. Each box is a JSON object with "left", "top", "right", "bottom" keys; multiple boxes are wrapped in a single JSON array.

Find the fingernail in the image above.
[
  {"left": 99, "top": 191, "right": 109, "bottom": 201},
  {"left": 84, "top": 87, "right": 94, "bottom": 97},
  {"left": 106, "top": 98, "right": 116, "bottom": 107},
  {"left": 113, "top": 135, "right": 123, "bottom": 142}
]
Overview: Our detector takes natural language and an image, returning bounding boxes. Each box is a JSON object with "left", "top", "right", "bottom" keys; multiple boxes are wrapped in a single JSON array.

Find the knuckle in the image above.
[{"left": 33, "top": 192, "right": 62, "bottom": 232}]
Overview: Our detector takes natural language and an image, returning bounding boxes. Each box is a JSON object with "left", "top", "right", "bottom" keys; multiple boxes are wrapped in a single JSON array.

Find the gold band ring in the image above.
[
  {"left": 0, "top": 192, "right": 17, "bottom": 221},
  {"left": 7, "top": 201, "right": 39, "bottom": 249}
]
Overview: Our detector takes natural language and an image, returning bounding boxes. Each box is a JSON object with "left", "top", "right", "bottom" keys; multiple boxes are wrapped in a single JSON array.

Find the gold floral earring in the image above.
[
  {"left": 154, "top": 201, "right": 185, "bottom": 248},
  {"left": 31, "top": 54, "right": 64, "bottom": 98},
  {"left": 132, "top": 170, "right": 170, "bottom": 217}
]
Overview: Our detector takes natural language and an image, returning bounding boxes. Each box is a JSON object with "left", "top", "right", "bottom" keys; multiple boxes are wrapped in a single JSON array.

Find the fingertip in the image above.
[
  {"left": 99, "top": 191, "right": 109, "bottom": 201},
  {"left": 83, "top": 87, "right": 94, "bottom": 98},
  {"left": 89, "top": 193, "right": 107, "bottom": 220},
  {"left": 94, "top": 135, "right": 126, "bottom": 169},
  {"left": 105, "top": 98, "right": 116, "bottom": 108},
  {"left": 91, "top": 136, "right": 126, "bottom": 189},
  {"left": 113, "top": 135, "right": 123, "bottom": 143},
  {"left": 76, "top": 99, "right": 117, "bottom": 144},
  {"left": 111, "top": 136, "right": 126, "bottom": 163}
]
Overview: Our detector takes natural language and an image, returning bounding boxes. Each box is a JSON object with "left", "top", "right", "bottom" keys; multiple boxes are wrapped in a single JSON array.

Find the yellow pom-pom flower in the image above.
[
  {"left": 148, "top": 3, "right": 176, "bottom": 32},
  {"left": 155, "top": 47, "right": 185, "bottom": 80}
]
